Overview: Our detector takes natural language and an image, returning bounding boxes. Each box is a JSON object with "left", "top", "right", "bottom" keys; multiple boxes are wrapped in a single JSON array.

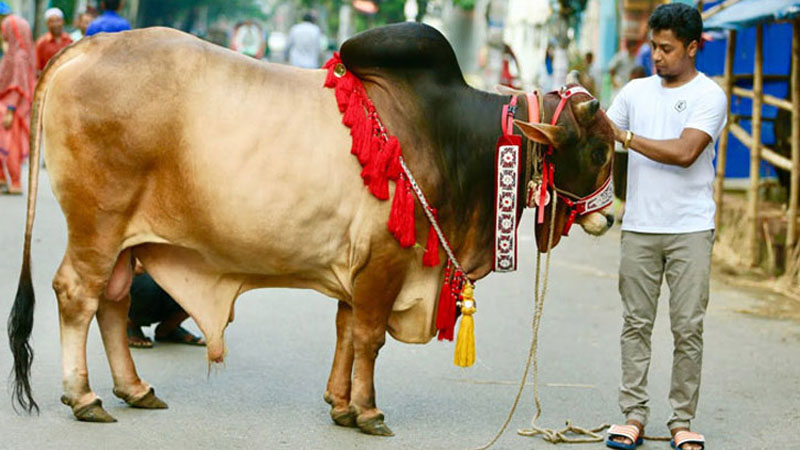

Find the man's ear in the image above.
[
  {"left": 513, "top": 119, "right": 565, "bottom": 148},
  {"left": 687, "top": 39, "right": 698, "bottom": 58}
]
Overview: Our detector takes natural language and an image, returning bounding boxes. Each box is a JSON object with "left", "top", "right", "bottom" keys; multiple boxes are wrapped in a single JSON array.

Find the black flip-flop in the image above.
[{"left": 155, "top": 326, "right": 206, "bottom": 346}]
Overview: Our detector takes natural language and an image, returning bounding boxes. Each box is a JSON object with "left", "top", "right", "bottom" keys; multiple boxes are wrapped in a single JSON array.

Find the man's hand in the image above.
[
  {"left": 610, "top": 120, "right": 626, "bottom": 143},
  {"left": 3, "top": 108, "right": 13, "bottom": 129}
]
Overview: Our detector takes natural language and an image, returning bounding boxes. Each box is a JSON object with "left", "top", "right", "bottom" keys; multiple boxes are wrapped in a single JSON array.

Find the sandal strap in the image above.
[
  {"left": 608, "top": 424, "right": 640, "bottom": 441},
  {"left": 674, "top": 431, "right": 705, "bottom": 447}
]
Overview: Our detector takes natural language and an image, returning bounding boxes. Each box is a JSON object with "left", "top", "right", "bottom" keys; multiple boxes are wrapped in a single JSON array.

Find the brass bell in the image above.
[{"left": 334, "top": 63, "right": 346, "bottom": 78}]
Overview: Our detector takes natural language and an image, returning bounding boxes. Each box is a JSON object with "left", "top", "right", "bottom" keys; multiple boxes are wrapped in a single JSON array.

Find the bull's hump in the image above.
[{"left": 340, "top": 22, "right": 465, "bottom": 85}]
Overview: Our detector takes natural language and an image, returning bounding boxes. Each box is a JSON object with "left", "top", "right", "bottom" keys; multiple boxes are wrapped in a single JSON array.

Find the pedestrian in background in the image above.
[
  {"left": 70, "top": 10, "right": 96, "bottom": 42},
  {"left": 0, "top": 4, "right": 34, "bottom": 195},
  {"left": 35, "top": 8, "right": 73, "bottom": 74},
  {"left": 285, "top": 13, "right": 322, "bottom": 69},
  {"left": 85, "top": 0, "right": 130, "bottom": 37}
]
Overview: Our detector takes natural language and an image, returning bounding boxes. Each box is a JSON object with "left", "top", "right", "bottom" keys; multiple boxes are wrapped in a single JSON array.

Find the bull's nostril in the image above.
[{"left": 606, "top": 214, "right": 615, "bottom": 228}]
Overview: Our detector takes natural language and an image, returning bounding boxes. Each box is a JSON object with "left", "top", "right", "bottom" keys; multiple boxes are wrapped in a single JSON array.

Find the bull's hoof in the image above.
[
  {"left": 330, "top": 406, "right": 357, "bottom": 428},
  {"left": 123, "top": 388, "right": 168, "bottom": 409},
  {"left": 70, "top": 398, "right": 117, "bottom": 423},
  {"left": 357, "top": 413, "right": 394, "bottom": 436}
]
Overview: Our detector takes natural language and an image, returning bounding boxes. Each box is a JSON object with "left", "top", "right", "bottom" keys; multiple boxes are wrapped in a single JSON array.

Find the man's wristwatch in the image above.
[{"left": 623, "top": 130, "right": 634, "bottom": 150}]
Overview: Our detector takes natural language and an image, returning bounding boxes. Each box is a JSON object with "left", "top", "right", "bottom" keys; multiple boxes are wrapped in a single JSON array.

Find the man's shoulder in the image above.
[
  {"left": 35, "top": 33, "right": 50, "bottom": 46},
  {"left": 693, "top": 73, "right": 726, "bottom": 102},
  {"left": 619, "top": 75, "right": 657, "bottom": 97}
]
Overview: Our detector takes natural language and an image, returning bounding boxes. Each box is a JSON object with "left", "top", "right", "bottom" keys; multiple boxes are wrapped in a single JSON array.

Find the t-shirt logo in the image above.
[{"left": 674, "top": 100, "right": 687, "bottom": 113}]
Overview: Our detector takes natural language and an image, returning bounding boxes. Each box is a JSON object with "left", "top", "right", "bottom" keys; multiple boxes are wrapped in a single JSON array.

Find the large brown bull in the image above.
[{"left": 9, "top": 23, "right": 614, "bottom": 435}]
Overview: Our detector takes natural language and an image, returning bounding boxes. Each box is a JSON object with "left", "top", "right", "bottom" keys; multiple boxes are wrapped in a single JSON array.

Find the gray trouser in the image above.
[{"left": 618, "top": 230, "right": 713, "bottom": 430}]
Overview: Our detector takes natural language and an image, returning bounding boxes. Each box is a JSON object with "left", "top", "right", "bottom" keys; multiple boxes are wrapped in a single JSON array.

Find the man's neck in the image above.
[
  {"left": 51, "top": 31, "right": 62, "bottom": 38},
  {"left": 660, "top": 66, "right": 698, "bottom": 88}
]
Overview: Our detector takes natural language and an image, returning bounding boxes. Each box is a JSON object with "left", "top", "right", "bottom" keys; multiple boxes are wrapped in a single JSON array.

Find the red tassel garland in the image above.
[{"left": 423, "top": 208, "right": 441, "bottom": 267}]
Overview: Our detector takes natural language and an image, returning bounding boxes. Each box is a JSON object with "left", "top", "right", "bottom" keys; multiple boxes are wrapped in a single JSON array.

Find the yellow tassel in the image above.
[{"left": 454, "top": 282, "right": 476, "bottom": 367}]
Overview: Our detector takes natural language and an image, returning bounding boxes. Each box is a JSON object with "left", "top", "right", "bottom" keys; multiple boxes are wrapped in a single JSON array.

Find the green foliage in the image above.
[
  {"left": 452, "top": 0, "right": 476, "bottom": 10},
  {"left": 139, "top": 0, "right": 266, "bottom": 29},
  {"left": 50, "top": 0, "right": 75, "bottom": 22}
]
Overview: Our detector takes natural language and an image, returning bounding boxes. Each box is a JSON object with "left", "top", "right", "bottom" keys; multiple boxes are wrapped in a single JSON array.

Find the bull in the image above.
[{"left": 8, "top": 23, "right": 614, "bottom": 435}]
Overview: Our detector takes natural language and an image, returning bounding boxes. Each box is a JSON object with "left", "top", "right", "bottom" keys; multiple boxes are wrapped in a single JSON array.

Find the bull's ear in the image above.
[
  {"left": 574, "top": 98, "right": 600, "bottom": 125},
  {"left": 513, "top": 119, "right": 565, "bottom": 148},
  {"left": 495, "top": 84, "right": 528, "bottom": 96}
]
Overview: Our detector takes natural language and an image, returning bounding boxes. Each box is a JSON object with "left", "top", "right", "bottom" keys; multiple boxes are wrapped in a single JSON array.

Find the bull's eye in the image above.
[{"left": 591, "top": 148, "right": 607, "bottom": 166}]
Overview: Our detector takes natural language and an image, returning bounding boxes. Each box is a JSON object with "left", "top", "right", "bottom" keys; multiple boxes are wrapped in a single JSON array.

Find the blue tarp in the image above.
[
  {"left": 703, "top": 0, "right": 800, "bottom": 30},
  {"left": 696, "top": 0, "right": 796, "bottom": 179}
]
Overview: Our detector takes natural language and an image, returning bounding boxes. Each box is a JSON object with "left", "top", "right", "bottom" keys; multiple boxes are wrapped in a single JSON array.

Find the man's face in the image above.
[
  {"left": 78, "top": 14, "right": 92, "bottom": 33},
  {"left": 46, "top": 16, "right": 64, "bottom": 35},
  {"left": 650, "top": 29, "right": 697, "bottom": 80}
]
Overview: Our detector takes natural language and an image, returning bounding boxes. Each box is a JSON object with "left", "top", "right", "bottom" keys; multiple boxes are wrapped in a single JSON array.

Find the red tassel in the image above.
[
  {"left": 323, "top": 52, "right": 340, "bottom": 69},
  {"left": 342, "top": 91, "right": 362, "bottom": 128},
  {"left": 351, "top": 115, "right": 373, "bottom": 165},
  {"left": 334, "top": 75, "right": 354, "bottom": 112},
  {"left": 436, "top": 264, "right": 454, "bottom": 341},
  {"left": 398, "top": 186, "right": 416, "bottom": 247},
  {"left": 385, "top": 137, "right": 402, "bottom": 180},
  {"left": 388, "top": 176, "right": 407, "bottom": 236},
  {"left": 368, "top": 139, "right": 391, "bottom": 200},
  {"left": 362, "top": 134, "right": 383, "bottom": 188},
  {"left": 422, "top": 208, "right": 440, "bottom": 267}
]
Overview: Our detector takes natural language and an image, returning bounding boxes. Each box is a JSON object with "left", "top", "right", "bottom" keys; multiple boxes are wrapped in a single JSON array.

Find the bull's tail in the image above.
[{"left": 8, "top": 41, "right": 83, "bottom": 414}]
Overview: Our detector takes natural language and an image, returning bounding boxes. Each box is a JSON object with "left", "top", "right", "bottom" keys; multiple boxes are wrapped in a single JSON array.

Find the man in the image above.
[
  {"left": 127, "top": 266, "right": 205, "bottom": 348},
  {"left": 35, "top": 8, "right": 72, "bottom": 73},
  {"left": 604, "top": 4, "right": 727, "bottom": 450},
  {"left": 285, "top": 13, "right": 322, "bottom": 69},
  {"left": 70, "top": 11, "right": 95, "bottom": 42},
  {"left": 85, "top": 0, "right": 130, "bottom": 37}
]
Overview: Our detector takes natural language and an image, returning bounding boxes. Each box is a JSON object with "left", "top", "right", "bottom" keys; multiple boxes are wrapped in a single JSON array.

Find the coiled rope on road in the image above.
[{"left": 470, "top": 194, "right": 671, "bottom": 449}]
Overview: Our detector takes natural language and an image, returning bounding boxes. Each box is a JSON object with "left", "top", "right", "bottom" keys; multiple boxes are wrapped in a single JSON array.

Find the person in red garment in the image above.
[
  {"left": 35, "top": 8, "right": 73, "bottom": 74},
  {"left": 0, "top": 8, "right": 35, "bottom": 195}
]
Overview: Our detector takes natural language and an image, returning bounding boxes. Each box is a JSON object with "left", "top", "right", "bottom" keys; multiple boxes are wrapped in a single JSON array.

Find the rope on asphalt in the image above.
[{"left": 470, "top": 190, "right": 672, "bottom": 448}]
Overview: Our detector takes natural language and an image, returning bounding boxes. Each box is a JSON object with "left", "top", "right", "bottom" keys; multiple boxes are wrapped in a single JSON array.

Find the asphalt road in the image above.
[{"left": 0, "top": 170, "right": 798, "bottom": 449}]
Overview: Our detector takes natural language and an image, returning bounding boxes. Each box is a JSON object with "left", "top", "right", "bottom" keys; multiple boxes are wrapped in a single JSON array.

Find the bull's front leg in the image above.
[
  {"left": 324, "top": 300, "right": 356, "bottom": 427},
  {"left": 348, "top": 271, "right": 400, "bottom": 437}
]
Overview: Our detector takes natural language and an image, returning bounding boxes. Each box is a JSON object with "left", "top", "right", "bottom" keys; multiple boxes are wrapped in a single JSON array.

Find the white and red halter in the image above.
[{"left": 493, "top": 86, "right": 614, "bottom": 272}]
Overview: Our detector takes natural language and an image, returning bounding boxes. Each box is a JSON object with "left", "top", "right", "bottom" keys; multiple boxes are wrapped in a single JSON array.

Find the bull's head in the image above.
[{"left": 511, "top": 80, "right": 615, "bottom": 252}]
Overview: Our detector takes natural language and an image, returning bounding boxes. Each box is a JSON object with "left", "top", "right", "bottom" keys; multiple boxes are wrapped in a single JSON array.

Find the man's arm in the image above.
[{"left": 612, "top": 124, "right": 711, "bottom": 168}]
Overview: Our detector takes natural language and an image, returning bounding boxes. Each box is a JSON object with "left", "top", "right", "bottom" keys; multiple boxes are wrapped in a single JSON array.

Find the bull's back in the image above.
[{"left": 43, "top": 28, "right": 381, "bottom": 284}]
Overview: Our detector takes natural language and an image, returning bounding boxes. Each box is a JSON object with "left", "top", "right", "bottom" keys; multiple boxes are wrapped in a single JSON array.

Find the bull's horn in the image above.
[
  {"left": 566, "top": 70, "right": 581, "bottom": 85},
  {"left": 575, "top": 98, "right": 600, "bottom": 124}
]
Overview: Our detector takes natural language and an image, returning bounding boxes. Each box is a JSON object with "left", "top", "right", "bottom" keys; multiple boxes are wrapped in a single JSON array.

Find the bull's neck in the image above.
[{"left": 417, "top": 83, "right": 525, "bottom": 278}]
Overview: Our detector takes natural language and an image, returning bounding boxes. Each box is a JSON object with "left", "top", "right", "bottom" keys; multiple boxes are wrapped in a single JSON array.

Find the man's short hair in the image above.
[
  {"left": 302, "top": 13, "right": 314, "bottom": 23},
  {"left": 648, "top": 3, "right": 702, "bottom": 47},
  {"left": 102, "top": 0, "right": 121, "bottom": 11}
]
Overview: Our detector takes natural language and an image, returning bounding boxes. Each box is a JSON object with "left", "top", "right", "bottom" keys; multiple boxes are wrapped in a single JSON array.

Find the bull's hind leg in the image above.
[
  {"left": 56, "top": 247, "right": 165, "bottom": 422},
  {"left": 324, "top": 301, "right": 356, "bottom": 427},
  {"left": 96, "top": 293, "right": 167, "bottom": 410},
  {"left": 53, "top": 251, "right": 116, "bottom": 422}
]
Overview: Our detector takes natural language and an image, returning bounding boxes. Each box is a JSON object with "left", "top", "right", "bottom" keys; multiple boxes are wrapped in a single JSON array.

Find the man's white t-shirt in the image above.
[{"left": 606, "top": 72, "right": 727, "bottom": 233}]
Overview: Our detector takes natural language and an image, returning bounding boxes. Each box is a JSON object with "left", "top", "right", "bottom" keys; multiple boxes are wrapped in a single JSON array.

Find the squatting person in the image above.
[{"left": 604, "top": 4, "right": 727, "bottom": 450}]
